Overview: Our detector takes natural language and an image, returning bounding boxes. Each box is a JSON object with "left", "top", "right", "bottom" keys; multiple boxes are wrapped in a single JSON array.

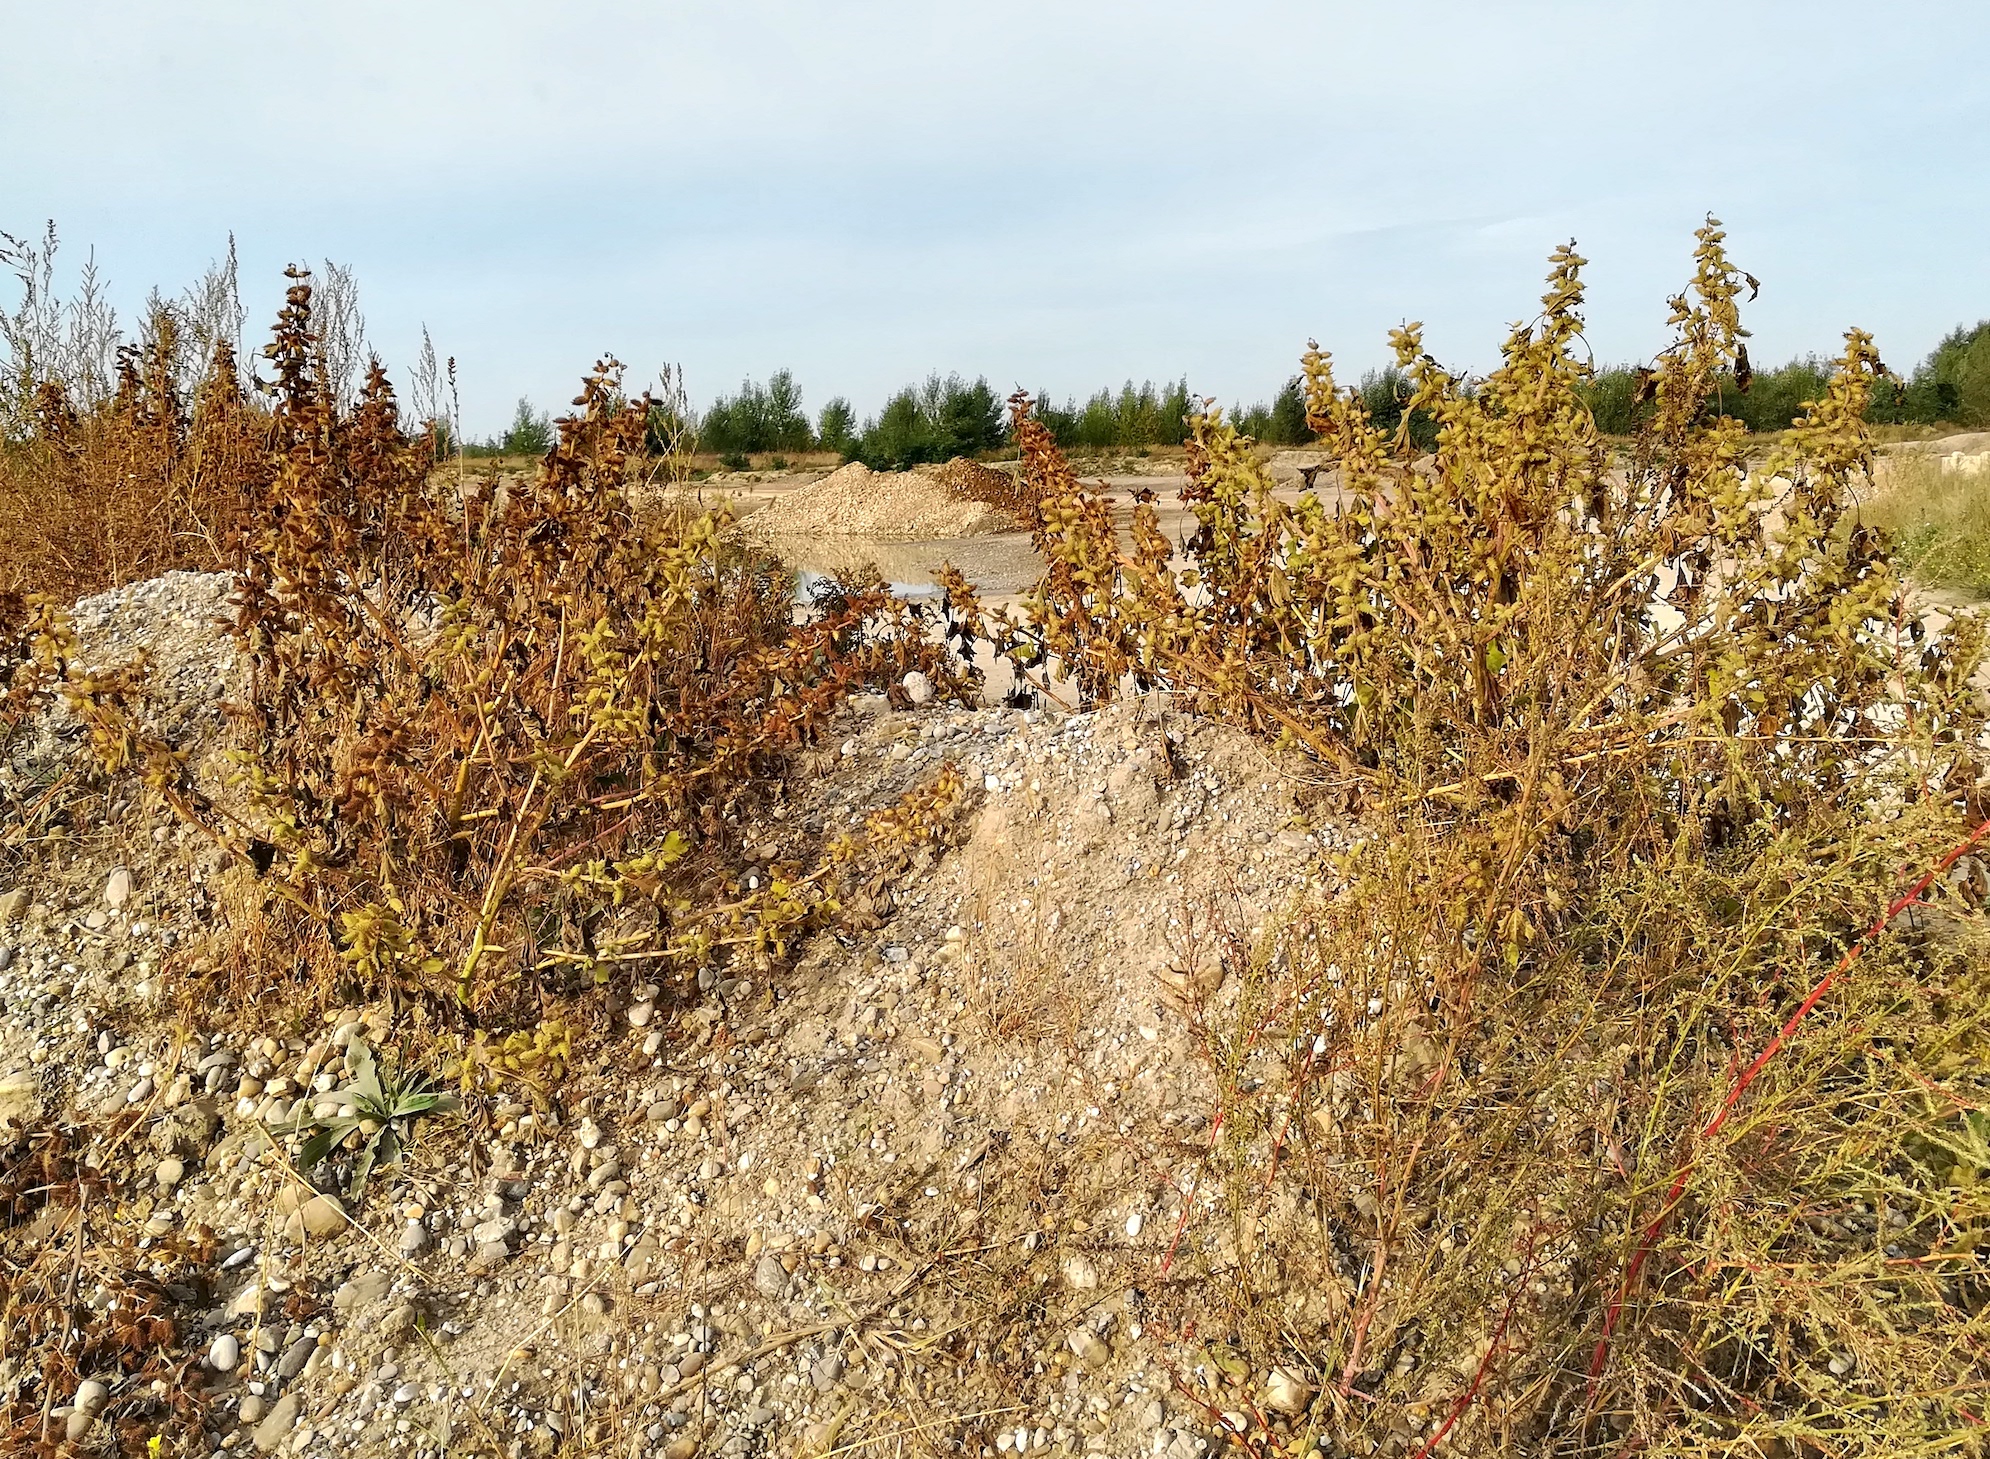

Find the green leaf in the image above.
[
  {"left": 297, "top": 1123, "right": 348, "bottom": 1172},
  {"left": 349, "top": 1042, "right": 385, "bottom": 1108}
]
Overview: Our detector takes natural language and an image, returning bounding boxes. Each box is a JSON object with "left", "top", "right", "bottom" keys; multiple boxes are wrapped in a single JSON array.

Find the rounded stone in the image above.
[{"left": 208, "top": 1333, "right": 240, "bottom": 1372}]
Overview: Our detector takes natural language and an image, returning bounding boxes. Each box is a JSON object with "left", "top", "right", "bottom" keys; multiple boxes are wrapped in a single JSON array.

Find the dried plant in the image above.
[
  {"left": 205, "top": 270, "right": 975, "bottom": 1030},
  {"left": 970, "top": 220, "right": 1990, "bottom": 1454}
]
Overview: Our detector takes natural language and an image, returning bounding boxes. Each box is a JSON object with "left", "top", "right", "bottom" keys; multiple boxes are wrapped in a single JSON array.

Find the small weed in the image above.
[{"left": 276, "top": 1037, "right": 457, "bottom": 1196}]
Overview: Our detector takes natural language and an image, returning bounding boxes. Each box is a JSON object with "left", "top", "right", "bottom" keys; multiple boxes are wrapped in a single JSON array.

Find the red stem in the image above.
[
  {"left": 1585, "top": 816, "right": 1990, "bottom": 1395},
  {"left": 1410, "top": 1231, "right": 1548, "bottom": 1459}
]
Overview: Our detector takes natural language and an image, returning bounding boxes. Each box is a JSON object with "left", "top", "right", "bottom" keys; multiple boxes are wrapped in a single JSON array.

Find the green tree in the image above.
[
  {"left": 1268, "top": 376, "right": 1309, "bottom": 445},
  {"left": 1580, "top": 364, "right": 1640, "bottom": 435},
  {"left": 1038, "top": 378, "right": 1192, "bottom": 450},
  {"left": 762, "top": 368, "right": 813, "bottom": 451},
  {"left": 700, "top": 369, "right": 814, "bottom": 455},
  {"left": 817, "top": 396, "right": 857, "bottom": 457},
  {"left": 852, "top": 373, "right": 1005, "bottom": 468},
  {"left": 1924, "top": 320, "right": 1990, "bottom": 425},
  {"left": 500, "top": 397, "right": 553, "bottom": 457}
]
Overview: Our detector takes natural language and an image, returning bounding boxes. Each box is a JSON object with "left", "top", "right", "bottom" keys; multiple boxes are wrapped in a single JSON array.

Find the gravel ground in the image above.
[{"left": 0, "top": 571, "right": 1354, "bottom": 1459}]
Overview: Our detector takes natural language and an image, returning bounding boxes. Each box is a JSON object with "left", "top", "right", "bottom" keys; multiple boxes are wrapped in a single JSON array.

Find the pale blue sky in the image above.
[{"left": 4, "top": 1, "right": 1985, "bottom": 435}]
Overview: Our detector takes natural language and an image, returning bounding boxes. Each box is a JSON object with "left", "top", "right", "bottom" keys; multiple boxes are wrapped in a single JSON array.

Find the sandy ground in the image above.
[{"left": 701, "top": 461, "right": 1342, "bottom": 612}]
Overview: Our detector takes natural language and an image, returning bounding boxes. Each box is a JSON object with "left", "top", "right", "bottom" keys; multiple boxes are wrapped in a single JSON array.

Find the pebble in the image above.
[
  {"left": 276, "top": 1336, "right": 313, "bottom": 1380},
  {"left": 286, "top": 1193, "right": 346, "bottom": 1241},
  {"left": 74, "top": 1379, "right": 110, "bottom": 1415},
  {"left": 155, "top": 1157, "right": 184, "bottom": 1190},
  {"left": 251, "top": 1392, "right": 301, "bottom": 1451},
  {"left": 1060, "top": 1254, "right": 1099, "bottom": 1290},
  {"left": 104, "top": 866, "right": 132, "bottom": 907},
  {"left": 208, "top": 1333, "right": 240, "bottom": 1372},
  {"left": 752, "top": 1253, "right": 788, "bottom": 1298},
  {"left": 1264, "top": 1365, "right": 1314, "bottom": 1415},
  {"left": 1067, "top": 1329, "right": 1109, "bottom": 1366},
  {"left": 399, "top": 1219, "right": 431, "bottom": 1256}
]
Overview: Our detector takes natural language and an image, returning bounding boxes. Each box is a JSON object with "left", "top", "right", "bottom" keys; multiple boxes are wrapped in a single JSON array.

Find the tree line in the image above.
[
  {"left": 477, "top": 318, "right": 1990, "bottom": 465},
  {"left": 1580, "top": 320, "right": 1990, "bottom": 436}
]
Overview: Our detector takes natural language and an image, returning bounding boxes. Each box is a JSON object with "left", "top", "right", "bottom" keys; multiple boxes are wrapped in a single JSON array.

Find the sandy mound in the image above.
[
  {"left": 0, "top": 566, "right": 1332, "bottom": 1459},
  {"left": 741, "top": 461, "right": 1021, "bottom": 540}
]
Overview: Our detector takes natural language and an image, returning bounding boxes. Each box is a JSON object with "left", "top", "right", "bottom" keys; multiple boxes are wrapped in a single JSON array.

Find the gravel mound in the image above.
[
  {"left": 0, "top": 567, "right": 1353, "bottom": 1459},
  {"left": 6, "top": 570, "right": 239, "bottom": 790},
  {"left": 741, "top": 461, "right": 1020, "bottom": 540}
]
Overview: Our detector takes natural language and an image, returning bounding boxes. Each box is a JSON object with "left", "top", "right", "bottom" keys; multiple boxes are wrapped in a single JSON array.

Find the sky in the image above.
[{"left": 4, "top": 0, "right": 1986, "bottom": 437}]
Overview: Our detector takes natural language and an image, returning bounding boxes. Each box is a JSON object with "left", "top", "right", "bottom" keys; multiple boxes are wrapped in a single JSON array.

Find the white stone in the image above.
[{"left": 1060, "top": 1255, "right": 1099, "bottom": 1290}]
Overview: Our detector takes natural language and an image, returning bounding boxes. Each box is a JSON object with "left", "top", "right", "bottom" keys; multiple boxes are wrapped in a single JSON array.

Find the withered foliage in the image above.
[
  {"left": 967, "top": 222, "right": 1990, "bottom": 1454},
  {"left": 0, "top": 223, "right": 1985, "bottom": 1455},
  {"left": 0, "top": 318, "right": 259, "bottom": 604},
  {"left": 209, "top": 271, "right": 974, "bottom": 1023},
  {"left": 0, "top": 1125, "right": 217, "bottom": 1456}
]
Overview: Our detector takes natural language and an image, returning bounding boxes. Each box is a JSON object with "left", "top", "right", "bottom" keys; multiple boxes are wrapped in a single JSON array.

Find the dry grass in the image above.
[
  {"left": 955, "top": 220, "right": 1990, "bottom": 1454},
  {"left": 1862, "top": 447, "right": 1990, "bottom": 594}
]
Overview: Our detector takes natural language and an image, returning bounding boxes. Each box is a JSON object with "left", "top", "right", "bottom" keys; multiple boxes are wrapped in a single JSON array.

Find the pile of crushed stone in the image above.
[
  {"left": 741, "top": 460, "right": 1021, "bottom": 540},
  {"left": 5, "top": 570, "right": 239, "bottom": 794},
  {"left": 926, "top": 456, "right": 1035, "bottom": 520},
  {"left": 0, "top": 562, "right": 1355, "bottom": 1459}
]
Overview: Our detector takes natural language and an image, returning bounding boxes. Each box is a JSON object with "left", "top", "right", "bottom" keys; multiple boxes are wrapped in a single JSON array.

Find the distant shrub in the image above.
[
  {"left": 700, "top": 368, "right": 814, "bottom": 455},
  {"left": 499, "top": 396, "right": 553, "bottom": 457},
  {"left": 852, "top": 372, "right": 1003, "bottom": 469}
]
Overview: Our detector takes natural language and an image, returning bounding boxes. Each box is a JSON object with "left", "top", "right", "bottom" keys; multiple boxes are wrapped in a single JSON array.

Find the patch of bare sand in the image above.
[{"left": 739, "top": 460, "right": 1022, "bottom": 540}]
